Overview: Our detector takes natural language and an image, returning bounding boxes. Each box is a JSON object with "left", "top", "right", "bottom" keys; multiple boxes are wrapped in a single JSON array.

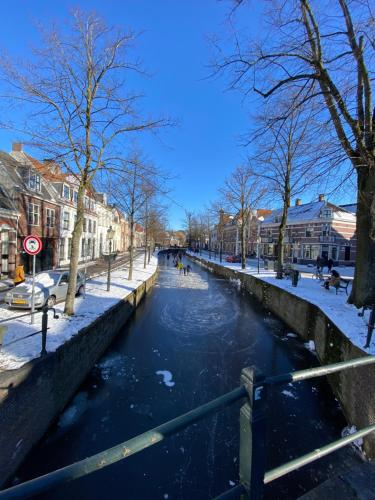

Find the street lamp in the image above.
[{"left": 106, "top": 226, "right": 115, "bottom": 292}]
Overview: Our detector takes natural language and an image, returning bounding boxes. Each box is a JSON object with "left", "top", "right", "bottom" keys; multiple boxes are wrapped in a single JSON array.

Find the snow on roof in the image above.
[
  {"left": 262, "top": 201, "right": 326, "bottom": 224},
  {"left": 340, "top": 204, "right": 357, "bottom": 214},
  {"left": 262, "top": 200, "right": 356, "bottom": 225}
]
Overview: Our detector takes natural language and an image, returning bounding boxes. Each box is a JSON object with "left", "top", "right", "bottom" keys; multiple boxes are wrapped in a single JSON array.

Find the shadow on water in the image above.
[{"left": 14, "top": 256, "right": 362, "bottom": 500}]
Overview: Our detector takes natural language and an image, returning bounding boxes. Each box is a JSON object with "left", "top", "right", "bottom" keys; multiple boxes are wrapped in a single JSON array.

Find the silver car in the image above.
[{"left": 5, "top": 271, "right": 85, "bottom": 309}]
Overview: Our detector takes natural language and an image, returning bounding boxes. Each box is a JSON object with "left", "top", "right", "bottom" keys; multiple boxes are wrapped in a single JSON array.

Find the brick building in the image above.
[
  {"left": 3, "top": 147, "right": 61, "bottom": 273},
  {"left": 260, "top": 196, "right": 357, "bottom": 265}
]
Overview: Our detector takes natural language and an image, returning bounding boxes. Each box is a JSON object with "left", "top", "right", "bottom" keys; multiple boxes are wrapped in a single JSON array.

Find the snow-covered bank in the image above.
[
  {"left": 188, "top": 252, "right": 373, "bottom": 355},
  {"left": 0, "top": 255, "right": 158, "bottom": 370}
]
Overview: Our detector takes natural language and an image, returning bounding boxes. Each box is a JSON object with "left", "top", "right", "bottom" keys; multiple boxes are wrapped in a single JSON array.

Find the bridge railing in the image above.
[{"left": 0, "top": 356, "right": 374, "bottom": 499}]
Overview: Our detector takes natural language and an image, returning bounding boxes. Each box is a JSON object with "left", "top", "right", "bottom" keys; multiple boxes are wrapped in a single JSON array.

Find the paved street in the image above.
[{"left": 15, "top": 255, "right": 361, "bottom": 500}]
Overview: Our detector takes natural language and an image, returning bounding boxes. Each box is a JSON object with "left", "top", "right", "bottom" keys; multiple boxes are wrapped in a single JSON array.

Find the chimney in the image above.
[
  {"left": 318, "top": 194, "right": 325, "bottom": 202},
  {"left": 295, "top": 198, "right": 302, "bottom": 206},
  {"left": 12, "top": 142, "right": 23, "bottom": 152}
]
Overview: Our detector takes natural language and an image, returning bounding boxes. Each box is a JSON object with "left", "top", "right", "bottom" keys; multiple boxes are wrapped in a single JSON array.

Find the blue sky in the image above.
[{"left": 0, "top": 1, "right": 356, "bottom": 228}]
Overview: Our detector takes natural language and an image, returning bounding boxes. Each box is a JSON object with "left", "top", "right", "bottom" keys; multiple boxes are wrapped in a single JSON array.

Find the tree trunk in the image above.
[
  {"left": 144, "top": 227, "right": 148, "bottom": 269},
  {"left": 128, "top": 215, "right": 135, "bottom": 280},
  {"left": 349, "top": 165, "right": 375, "bottom": 307},
  {"left": 241, "top": 221, "right": 246, "bottom": 269},
  {"left": 64, "top": 182, "right": 85, "bottom": 315},
  {"left": 276, "top": 193, "right": 290, "bottom": 280}
]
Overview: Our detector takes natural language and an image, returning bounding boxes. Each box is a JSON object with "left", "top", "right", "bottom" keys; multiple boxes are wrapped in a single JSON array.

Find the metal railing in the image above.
[
  {"left": 0, "top": 356, "right": 374, "bottom": 499},
  {"left": 0, "top": 307, "right": 59, "bottom": 357}
]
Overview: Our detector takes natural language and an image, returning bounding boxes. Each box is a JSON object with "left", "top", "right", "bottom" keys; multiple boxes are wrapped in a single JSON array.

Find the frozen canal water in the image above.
[{"left": 15, "top": 256, "right": 361, "bottom": 499}]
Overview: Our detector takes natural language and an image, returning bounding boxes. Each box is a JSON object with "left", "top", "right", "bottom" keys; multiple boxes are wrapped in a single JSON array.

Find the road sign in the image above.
[{"left": 23, "top": 235, "right": 43, "bottom": 255}]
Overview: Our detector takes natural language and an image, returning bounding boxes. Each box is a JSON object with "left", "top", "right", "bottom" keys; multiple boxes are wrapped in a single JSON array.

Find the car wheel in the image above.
[
  {"left": 46, "top": 295, "right": 56, "bottom": 308},
  {"left": 77, "top": 285, "right": 84, "bottom": 296}
]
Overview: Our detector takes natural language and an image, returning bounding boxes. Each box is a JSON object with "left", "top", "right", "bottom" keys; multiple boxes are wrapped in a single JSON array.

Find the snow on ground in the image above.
[
  {"left": 189, "top": 251, "right": 374, "bottom": 355},
  {"left": 0, "top": 255, "right": 157, "bottom": 371}
]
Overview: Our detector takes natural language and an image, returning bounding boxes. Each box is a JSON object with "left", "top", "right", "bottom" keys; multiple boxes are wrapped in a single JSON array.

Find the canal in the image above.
[{"left": 15, "top": 256, "right": 361, "bottom": 499}]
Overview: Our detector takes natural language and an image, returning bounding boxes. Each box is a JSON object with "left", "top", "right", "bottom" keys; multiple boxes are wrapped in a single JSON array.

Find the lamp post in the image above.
[{"left": 107, "top": 226, "right": 115, "bottom": 292}]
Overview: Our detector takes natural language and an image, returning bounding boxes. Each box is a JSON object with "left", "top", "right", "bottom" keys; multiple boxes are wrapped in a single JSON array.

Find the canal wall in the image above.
[
  {"left": 0, "top": 268, "right": 158, "bottom": 487},
  {"left": 189, "top": 255, "right": 375, "bottom": 458}
]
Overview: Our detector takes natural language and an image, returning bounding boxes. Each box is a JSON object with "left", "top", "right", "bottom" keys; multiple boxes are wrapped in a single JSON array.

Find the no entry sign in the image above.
[{"left": 23, "top": 235, "right": 43, "bottom": 255}]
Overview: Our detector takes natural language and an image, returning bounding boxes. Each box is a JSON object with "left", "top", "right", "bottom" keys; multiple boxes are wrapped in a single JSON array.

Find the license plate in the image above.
[{"left": 12, "top": 299, "right": 27, "bottom": 305}]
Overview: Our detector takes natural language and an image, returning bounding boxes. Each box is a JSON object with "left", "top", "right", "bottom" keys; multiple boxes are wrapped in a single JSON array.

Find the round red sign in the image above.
[{"left": 23, "top": 235, "right": 43, "bottom": 255}]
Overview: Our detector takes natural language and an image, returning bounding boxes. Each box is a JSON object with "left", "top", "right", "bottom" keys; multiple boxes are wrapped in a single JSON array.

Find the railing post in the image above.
[
  {"left": 41, "top": 306, "right": 48, "bottom": 356},
  {"left": 240, "top": 367, "right": 267, "bottom": 499}
]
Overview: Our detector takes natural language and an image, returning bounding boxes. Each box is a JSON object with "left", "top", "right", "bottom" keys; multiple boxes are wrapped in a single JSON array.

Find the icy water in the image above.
[{"left": 15, "top": 257, "right": 361, "bottom": 499}]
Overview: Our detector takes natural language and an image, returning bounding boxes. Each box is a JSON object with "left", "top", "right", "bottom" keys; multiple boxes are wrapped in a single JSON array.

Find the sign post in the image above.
[{"left": 23, "top": 236, "right": 43, "bottom": 325}]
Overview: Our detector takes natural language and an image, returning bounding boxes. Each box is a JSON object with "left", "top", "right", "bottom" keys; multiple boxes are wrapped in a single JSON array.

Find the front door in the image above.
[{"left": 344, "top": 246, "right": 351, "bottom": 261}]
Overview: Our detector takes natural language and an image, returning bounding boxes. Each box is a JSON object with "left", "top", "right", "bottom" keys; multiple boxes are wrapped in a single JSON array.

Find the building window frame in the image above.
[
  {"left": 27, "top": 203, "right": 40, "bottom": 226},
  {"left": 46, "top": 208, "right": 55, "bottom": 228},
  {"left": 63, "top": 211, "right": 70, "bottom": 230}
]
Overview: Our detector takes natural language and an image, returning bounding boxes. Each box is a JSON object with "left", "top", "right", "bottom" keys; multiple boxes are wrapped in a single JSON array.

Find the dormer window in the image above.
[
  {"left": 63, "top": 184, "right": 71, "bottom": 200},
  {"left": 29, "top": 171, "right": 41, "bottom": 192},
  {"left": 322, "top": 209, "right": 332, "bottom": 218}
]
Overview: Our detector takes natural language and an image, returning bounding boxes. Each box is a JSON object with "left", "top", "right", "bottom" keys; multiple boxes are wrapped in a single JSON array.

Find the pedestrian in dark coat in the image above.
[
  {"left": 327, "top": 258, "right": 334, "bottom": 272},
  {"left": 316, "top": 256, "right": 323, "bottom": 272}
]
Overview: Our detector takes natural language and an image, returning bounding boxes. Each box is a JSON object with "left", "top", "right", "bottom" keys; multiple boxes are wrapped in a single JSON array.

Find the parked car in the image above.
[
  {"left": 226, "top": 254, "right": 242, "bottom": 263},
  {"left": 5, "top": 270, "right": 85, "bottom": 309}
]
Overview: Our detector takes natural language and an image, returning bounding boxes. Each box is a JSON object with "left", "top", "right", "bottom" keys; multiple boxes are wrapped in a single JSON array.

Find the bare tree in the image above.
[
  {"left": 1, "top": 10, "right": 167, "bottom": 314},
  {"left": 214, "top": 0, "right": 375, "bottom": 307},
  {"left": 252, "top": 100, "right": 330, "bottom": 278},
  {"left": 219, "top": 166, "right": 265, "bottom": 269}
]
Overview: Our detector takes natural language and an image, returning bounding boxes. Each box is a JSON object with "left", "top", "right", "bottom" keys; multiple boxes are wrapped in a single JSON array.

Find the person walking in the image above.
[
  {"left": 178, "top": 261, "right": 184, "bottom": 274},
  {"left": 327, "top": 258, "right": 334, "bottom": 272},
  {"left": 186, "top": 264, "right": 191, "bottom": 275}
]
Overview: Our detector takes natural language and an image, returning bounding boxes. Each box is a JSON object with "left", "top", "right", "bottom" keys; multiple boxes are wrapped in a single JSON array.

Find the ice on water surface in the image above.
[{"left": 156, "top": 370, "right": 175, "bottom": 387}]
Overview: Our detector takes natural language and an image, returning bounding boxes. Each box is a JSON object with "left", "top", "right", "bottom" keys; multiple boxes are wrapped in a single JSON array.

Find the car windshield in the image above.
[{"left": 25, "top": 272, "right": 60, "bottom": 286}]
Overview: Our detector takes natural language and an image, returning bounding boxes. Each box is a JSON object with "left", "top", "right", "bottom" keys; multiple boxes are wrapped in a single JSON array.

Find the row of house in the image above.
[
  {"left": 0, "top": 143, "right": 145, "bottom": 278},
  {"left": 207, "top": 195, "right": 357, "bottom": 265}
]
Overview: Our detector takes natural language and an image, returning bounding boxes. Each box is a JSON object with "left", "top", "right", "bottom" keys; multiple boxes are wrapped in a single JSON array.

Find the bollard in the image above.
[
  {"left": 41, "top": 306, "right": 48, "bottom": 356},
  {"left": 365, "top": 306, "right": 375, "bottom": 349},
  {"left": 239, "top": 367, "right": 267, "bottom": 499}
]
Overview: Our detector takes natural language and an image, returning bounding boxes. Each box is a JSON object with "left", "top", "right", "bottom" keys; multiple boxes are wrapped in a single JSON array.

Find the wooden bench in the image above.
[{"left": 334, "top": 278, "right": 352, "bottom": 295}]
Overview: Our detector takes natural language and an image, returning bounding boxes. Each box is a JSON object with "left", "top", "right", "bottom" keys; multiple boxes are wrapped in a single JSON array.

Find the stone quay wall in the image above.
[
  {"left": 0, "top": 268, "right": 158, "bottom": 487},
  {"left": 189, "top": 254, "right": 375, "bottom": 457}
]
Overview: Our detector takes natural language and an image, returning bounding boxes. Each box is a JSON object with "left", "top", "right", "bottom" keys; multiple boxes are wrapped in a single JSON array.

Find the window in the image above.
[
  {"left": 46, "top": 208, "right": 55, "bottom": 227},
  {"left": 59, "top": 239, "right": 65, "bottom": 260},
  {"left": 63, "top": 211, "right": 70, "bottom": 230},
  {"left": 73, "top": 191, "right": 78, "bottom": 204},
  {"left": 322, "top": 224, "right": 330, "bottom": 237},
  {"left": 305, "top": 226, "right": 313, "bottom": 238},
  {"left": 83, "top": 218, "right": 87, "bottom": 232},
  {"left": 88, "top": 219, "right": 92, "bottom": 233},
  {"left": 331, "top": 246, "right": 338, "bottom": 260},
  {"left": 323, "top": 209, "right": 332, "bottom": 218},
  {"left": 63, "top": 185, "right": 71, "bottom": 200},
  {"left": 1, "top": 231, "right": 9, "bottom": 255},
  {"left": 84, "top": 197, "right": 90, "bottom": 209},
  {"left": 93, "top": 221, "right": 96, "bottom": 234},
  {"left": 68, "top": 238, "right": 72, "bottom": 258},
  {"left": 74, "top": 214, "right": 77, "bottom": 226},
  {"left": 29, "top": 172, "right": 41, "bottom": 191},
  {"left": 28, "top": 203, "right": 40, "bottom": 226}
]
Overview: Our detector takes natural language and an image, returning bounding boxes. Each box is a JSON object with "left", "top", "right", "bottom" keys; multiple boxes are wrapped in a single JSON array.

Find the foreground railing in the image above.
[{"left": 1, "top": 356, "right": 374, "bottom": 499}]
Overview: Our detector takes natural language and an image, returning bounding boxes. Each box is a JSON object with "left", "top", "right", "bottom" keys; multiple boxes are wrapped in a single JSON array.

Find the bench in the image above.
[{"left": 334, "top": 278, "right": 352, "bottom": 295}]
